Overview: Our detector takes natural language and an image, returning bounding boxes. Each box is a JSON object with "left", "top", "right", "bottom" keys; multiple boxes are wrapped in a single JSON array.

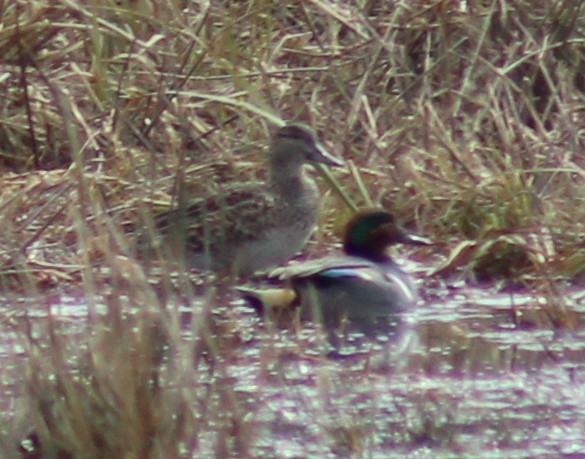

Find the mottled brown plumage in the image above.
[{"left": 142, "top": 123, "right": 343, "bottom": 275}]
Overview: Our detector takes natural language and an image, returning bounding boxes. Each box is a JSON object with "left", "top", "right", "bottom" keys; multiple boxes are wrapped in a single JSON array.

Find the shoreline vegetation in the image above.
[{"left": 1, "top": 1, "right": 584, "bottom": 457}]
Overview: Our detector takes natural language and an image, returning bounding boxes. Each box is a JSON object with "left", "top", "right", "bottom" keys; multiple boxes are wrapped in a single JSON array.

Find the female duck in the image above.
[{"left": 142, "top": 123, "right": 343, "bottom": 276}]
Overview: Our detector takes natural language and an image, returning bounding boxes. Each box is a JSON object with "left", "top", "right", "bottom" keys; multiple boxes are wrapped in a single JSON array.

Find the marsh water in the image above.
[{"left": 1, "top": 260, "right": 585, "bottom": 458}]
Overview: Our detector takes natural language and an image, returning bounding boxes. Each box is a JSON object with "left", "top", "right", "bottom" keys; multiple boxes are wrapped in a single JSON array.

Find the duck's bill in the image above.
[
  {"left": 398, "top": 232, "right": 433, "bottom": 246},
  {"left": 313, "top": 142, "right": 344, "bottom": 167},
  {"left": 381, "top": 221, "right": 433, "bottom": 246}
]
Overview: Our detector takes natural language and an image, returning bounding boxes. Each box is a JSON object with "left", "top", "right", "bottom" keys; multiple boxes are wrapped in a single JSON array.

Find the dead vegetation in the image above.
[
  {"left": 1, "top": 0, "right": 584, "bottom": 286},
  {"left": 0, "top": 0, "right": 584, "bottom": 457}
]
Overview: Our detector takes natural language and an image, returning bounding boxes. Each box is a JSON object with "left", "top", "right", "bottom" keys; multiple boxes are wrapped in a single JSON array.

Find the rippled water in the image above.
[{"left": 1, "top": 275, "right": 585, "bottom": 457}]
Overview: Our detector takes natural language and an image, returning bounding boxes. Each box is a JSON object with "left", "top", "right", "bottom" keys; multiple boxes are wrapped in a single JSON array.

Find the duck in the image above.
[
  {"left": 237, "top": 209, "right": 429, "bottom": 337},
  {"left": 140, "top": 123, "right": 343, "bottom": 276}
]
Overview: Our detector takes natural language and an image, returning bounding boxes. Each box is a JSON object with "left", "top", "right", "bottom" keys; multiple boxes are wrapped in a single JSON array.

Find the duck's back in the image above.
[{"left": 279, "top": 257, "right": 416, "bottom": 333}]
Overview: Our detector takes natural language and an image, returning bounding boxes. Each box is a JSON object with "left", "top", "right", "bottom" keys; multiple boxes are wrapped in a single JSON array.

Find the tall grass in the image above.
[{"left": 0, "top": 0, "right": 584, "bottom": 456}]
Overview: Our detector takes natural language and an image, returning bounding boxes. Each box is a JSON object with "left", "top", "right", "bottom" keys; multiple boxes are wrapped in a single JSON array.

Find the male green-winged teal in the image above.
[
  {"left": 141, "top": 123, "right": 343, "bottom": 276},
  {"left": 238, "top": 209, "right": 429, "bottom": 337}
]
